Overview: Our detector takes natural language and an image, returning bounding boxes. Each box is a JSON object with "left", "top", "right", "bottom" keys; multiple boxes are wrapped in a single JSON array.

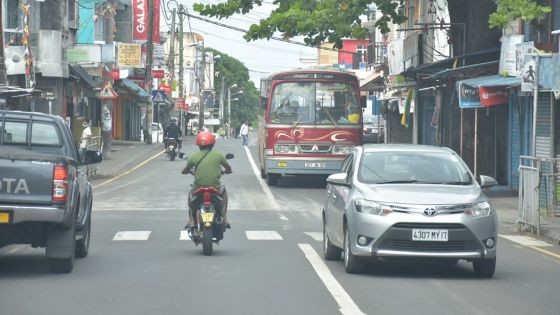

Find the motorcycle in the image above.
[
  {"left": 187, "top": 153, "right": 234, "bottom": 256},
  {"left": 165, "top": 138, "right": 179, "bottom": 161}
]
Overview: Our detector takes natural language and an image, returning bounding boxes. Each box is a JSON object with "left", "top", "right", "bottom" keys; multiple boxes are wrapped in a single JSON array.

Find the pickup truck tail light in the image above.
[{"left": 52, "top": 165, "right": 68, "bottom": 202}]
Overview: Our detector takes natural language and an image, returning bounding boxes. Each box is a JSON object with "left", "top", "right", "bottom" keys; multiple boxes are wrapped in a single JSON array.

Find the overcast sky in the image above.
[{"left": 161, "top": 0, "right": 318, "bottom": 86}]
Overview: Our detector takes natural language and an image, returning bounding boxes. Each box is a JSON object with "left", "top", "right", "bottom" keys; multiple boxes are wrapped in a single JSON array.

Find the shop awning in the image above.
[
  {"left": 456, "top": 75, "right": 522, "bottom": 108},
  {"left": 117, "top": 79, "right": 150, "bottom": 99},
  {"left": 69, "top": 64, "right": 96, "bottom": 88},
  {"left": 360, "top": 72, "right": 385, "bottom": 92}
]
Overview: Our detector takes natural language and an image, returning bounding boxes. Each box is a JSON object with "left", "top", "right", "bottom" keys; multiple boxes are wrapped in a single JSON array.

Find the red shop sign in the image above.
[
  {"left": 479, "top": 87, "right": 508, "bottom": 107},
  {"left": 132, "top": 0, "right": 160, "bottom": 43}
]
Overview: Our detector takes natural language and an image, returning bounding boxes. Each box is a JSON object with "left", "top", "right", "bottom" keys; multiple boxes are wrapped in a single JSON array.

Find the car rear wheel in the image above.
[
  {"left": 75, "top": 212, "right": 91, "bottom": 258},
  {"left": 473, "top": 257, "right": 496, "bottom": 278},
  {"left": 343, "top": 227, "right": 363, "bottom": 274},
  {"left": 323, "top": 217, "right": 342, "bottom": 261}
]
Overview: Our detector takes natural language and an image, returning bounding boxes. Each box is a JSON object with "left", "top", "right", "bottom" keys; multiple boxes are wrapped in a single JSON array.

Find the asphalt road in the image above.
[{"left": 2, "top": 137, "right": 560, "bottom": 315}]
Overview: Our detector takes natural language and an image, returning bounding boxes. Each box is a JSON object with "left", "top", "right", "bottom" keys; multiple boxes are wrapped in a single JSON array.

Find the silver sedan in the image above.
[{"left": 323, "top": 144, "right": 498, "bottom": 277}]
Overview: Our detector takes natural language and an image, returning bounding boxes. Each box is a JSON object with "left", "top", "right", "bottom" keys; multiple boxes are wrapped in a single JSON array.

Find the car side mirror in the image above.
[
  {"left": 479, "top": 175, "right": 498, "bottom": 189},
  {"left": 327, "top": 172, "right": 349, "bottom": 186},
  {"left": 84, "top": 150, "right": 103, "bottom": 165},
  {"left": 225, "top": 153, "right": 234, "bottom": 160},
  {"left": 360, "top": 95, "right": 367, "bottom": 108}
]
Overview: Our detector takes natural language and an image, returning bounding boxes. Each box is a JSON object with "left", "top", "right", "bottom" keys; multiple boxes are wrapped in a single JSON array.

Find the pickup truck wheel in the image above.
[{"left": 75, "top": 212, "right": 91, "bottom": 258}]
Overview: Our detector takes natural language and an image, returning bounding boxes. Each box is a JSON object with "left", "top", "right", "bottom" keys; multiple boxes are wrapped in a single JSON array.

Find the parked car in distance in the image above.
[
  {"left": 363, "top": 115, "right": 384, "bottom": 143},
  {"left": 323, "top": 144, "right": 498, "bottom": 277}
]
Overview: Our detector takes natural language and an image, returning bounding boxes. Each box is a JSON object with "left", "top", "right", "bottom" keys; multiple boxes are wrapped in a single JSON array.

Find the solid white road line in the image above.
[
  {"left": 113, "top": 231, "right": 152, "bottom": 241},
  {"left": 298, "top": 244, "right": 366, "bottom": 315},
  {"left": 243, "top": 146, "right": 280, "bottom": 210},
  {"left": 304, "top": 232, "right": 323, "bottom": 242},
  {"left": 246, "top": 230, "right": 283, "bottom": 240},
  {"left": 499, "top": 234, "right": 552, "bottom": 246},
  {"left": 93, "top": 150, "right": 165, "bottom": 189}
]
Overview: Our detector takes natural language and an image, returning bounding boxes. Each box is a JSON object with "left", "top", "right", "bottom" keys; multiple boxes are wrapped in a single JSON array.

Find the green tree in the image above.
[
  {"left": 206, "top": 48, "right": 261, "bottom": 130},
  {"left": 194, "top": 0, "right": 407, "bottom": 48},
  {"left": 489, "top": 0, "right": 551, "bottom": 31}
]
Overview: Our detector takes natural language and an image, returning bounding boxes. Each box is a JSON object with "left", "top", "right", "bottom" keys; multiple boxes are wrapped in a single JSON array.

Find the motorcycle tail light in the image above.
[{"left": 203, "top": 191, "right": 212, "bottom": 206}]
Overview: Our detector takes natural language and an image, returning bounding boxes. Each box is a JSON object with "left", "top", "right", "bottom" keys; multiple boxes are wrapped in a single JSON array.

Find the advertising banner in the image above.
[
  {"left": 132, "top": 0, "right": 160, "bottom": 43},
  {"left": 499, "top": 35, "right": 524, "bottom": 76},
  {"left": 117, "top": 43, "right": 142, "bottom": 67},
  {"left": 457, "top": 82, "right": 482, "bottom": 108},
  {"left": 479, "top": 87, "right": 508, "bottom": 107}
]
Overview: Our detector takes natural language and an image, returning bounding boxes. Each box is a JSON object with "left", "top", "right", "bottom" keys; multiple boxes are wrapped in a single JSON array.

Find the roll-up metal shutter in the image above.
[
  {"left": 535, "top": 92, "right": 553, "bottom": 206},
  {"left": 535, "top": 92, "right": 552, "bottom": 158}
]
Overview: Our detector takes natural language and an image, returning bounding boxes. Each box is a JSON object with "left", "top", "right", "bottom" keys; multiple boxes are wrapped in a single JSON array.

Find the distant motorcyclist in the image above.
[
  {"left": 181, "top": 131, "right": 232, "bottom": 229},
  {"left": 164, "top": 118, "right": 182, "bottom": 150}
]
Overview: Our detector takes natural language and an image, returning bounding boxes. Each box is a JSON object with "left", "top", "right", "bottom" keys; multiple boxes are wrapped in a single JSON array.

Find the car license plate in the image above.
[
  {"left": 277, "top": 162, "right": 287, "bottom": 167},
  {"left": 305, "top": 162, "right": 326, "bottom": 168},
  {"left": 0, "top": 212, "right": 11, "bottom": 224},
  {"left": 412, "top": 229, "right": 448, "bottom": 241},
  {"left": 201, "top": 213, "right": 214, "bottom": 223}
]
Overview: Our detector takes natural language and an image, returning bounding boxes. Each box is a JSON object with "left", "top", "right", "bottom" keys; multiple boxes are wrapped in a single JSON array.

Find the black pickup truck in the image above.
[{"left": 0, "top": 110, "right": 102, "bottom": 273}]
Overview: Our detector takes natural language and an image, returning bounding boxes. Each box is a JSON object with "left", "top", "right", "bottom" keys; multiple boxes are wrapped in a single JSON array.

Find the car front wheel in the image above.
[
  {"left": 344, "top": 227, "right": 363, "bottom": 274},
  {"left": 323, "top": 217, "right": 342, "bottom": 261}
]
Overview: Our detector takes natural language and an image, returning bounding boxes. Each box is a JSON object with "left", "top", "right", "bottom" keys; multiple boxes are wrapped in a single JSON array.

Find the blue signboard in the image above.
[{"left": 538, "top": 54, "right": 560, "bottom": 91}]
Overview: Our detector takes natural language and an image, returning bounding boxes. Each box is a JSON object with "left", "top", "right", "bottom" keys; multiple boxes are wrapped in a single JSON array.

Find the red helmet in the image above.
[{"left": 196, "top": 131, "right": 215, "bottom": 146}]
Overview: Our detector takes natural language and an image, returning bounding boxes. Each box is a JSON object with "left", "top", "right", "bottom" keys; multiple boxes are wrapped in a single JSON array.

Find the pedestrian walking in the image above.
[
  {"left": 240, "top": 120, "right": 249, "bottom": 146},
  {"left": 80, "top": 120, "right": 92, "bottom": 160}
]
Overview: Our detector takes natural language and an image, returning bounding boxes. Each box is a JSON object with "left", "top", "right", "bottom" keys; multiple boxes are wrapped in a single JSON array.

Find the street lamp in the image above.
[{"left": 227, "top": 85, "right": 243, "bottom": 138}]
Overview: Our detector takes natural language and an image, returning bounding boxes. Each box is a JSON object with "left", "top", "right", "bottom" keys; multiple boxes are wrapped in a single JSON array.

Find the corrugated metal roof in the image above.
[{"left": 458, "top": 75, "right": 522, "bottom": 88}]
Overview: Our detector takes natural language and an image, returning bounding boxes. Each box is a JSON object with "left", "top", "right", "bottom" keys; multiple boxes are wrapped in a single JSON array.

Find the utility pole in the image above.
[
  {"left": 178, "top": 5, "right": 185, "bottom": 132},
  {"left": 198, "top": 44, "right": 206, "bottom": 131},
  {"left": 168, "top": 8, "right": 177, "bottom": 130},
  {"left": 145, "top": 0, "right": 155, "bottom": 144},
  {"left": 0, "top": 1, "right": 7, "bottom": 86},
  {"left": 220, "top": 75, "right": 225, "bottom": 129},
  {"left": 227, "top": 87, "right": 231, "bottom": 138}
]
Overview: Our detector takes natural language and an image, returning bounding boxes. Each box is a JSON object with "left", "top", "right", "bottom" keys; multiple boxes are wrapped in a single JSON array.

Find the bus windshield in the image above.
[{"left": 269, "top": 82, "right": 360, "bottom": 126}]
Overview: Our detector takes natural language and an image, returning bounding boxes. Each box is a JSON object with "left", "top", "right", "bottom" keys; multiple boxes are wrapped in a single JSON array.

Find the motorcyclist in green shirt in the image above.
[{"left": 181, "top": 131, "right": 232, "bottom": 229}]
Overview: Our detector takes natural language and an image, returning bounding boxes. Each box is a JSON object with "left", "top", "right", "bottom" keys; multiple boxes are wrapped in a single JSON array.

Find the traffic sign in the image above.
[
  {"left": 100, "top": 83, "right": 118, "bottom": 100},
  {"left": 152, "top": 90, "right": 166, "bottom": 103}
]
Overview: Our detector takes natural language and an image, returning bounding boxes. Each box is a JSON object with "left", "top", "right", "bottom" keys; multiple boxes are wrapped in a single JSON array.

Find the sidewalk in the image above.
[
  {"left": 90, "top": 141, "right": 165, "bottom": 181},
  {"left": 488, "top": 190, "right": 560, "bottom": 245}
]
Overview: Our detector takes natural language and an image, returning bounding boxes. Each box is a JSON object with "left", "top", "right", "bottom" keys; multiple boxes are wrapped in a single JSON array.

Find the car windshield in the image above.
[
  {"left": 269, "top": 81, "right": 360, "bottom": 126},
  {"left": 358, "top": 150, "right": 473, "bottom": 185}
]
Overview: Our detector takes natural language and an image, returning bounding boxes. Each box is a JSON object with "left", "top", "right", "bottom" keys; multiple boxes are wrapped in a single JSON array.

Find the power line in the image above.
[
  {"left": 185, "top": 12, "right": 357, "bottom": 55},
  {"left": 190, "top": 27, "right": 317, "bottom": 57}
]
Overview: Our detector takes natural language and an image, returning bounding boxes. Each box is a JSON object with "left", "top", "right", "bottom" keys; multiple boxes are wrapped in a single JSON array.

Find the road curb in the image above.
[{"left": 541, "top": 229, "right": 560, "bottom": 245}]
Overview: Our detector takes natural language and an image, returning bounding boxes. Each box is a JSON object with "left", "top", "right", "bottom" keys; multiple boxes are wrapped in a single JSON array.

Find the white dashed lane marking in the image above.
[
  {"left": 113, "top": 231, "right": 152, "bottom": 241},
  {"left": 304, "top": 232, "right": 323, "bottom": 242},
  {"left": 245, "top": 230, "right": 283, "bottom": 240}
]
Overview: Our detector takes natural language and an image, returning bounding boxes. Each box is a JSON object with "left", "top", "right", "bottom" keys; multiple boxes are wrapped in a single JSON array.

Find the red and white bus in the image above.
[{"left": 258, "top": 69, "right": 365, "bottom": 186}]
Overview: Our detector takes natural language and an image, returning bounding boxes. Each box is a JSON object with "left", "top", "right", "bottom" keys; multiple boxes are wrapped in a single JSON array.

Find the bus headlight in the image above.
[
  {"left": 275, "top": 144, "right": 298, "bottom": 154},
  {"left": 332, "top": 145, "right": 354, "bottom": 154}
]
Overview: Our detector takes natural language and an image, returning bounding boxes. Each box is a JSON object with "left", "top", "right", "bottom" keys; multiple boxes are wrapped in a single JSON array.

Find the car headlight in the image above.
[
  {"left": 355, "top": 199, "right": 392, "bottom": 216},
  {"left": 332, "top": 145, "right": 354, "bottom": 155},
  {"left": 465, "top": 201, "right": 492, "bottom": 217},
  {"left": 274, "top": 144, "right": 298, "bottom": 154}
]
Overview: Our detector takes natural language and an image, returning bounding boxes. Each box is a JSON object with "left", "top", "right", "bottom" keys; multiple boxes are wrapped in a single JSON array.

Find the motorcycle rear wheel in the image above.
[{"left": 202, "top": 226, "right": 213, "bottom": 256}]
